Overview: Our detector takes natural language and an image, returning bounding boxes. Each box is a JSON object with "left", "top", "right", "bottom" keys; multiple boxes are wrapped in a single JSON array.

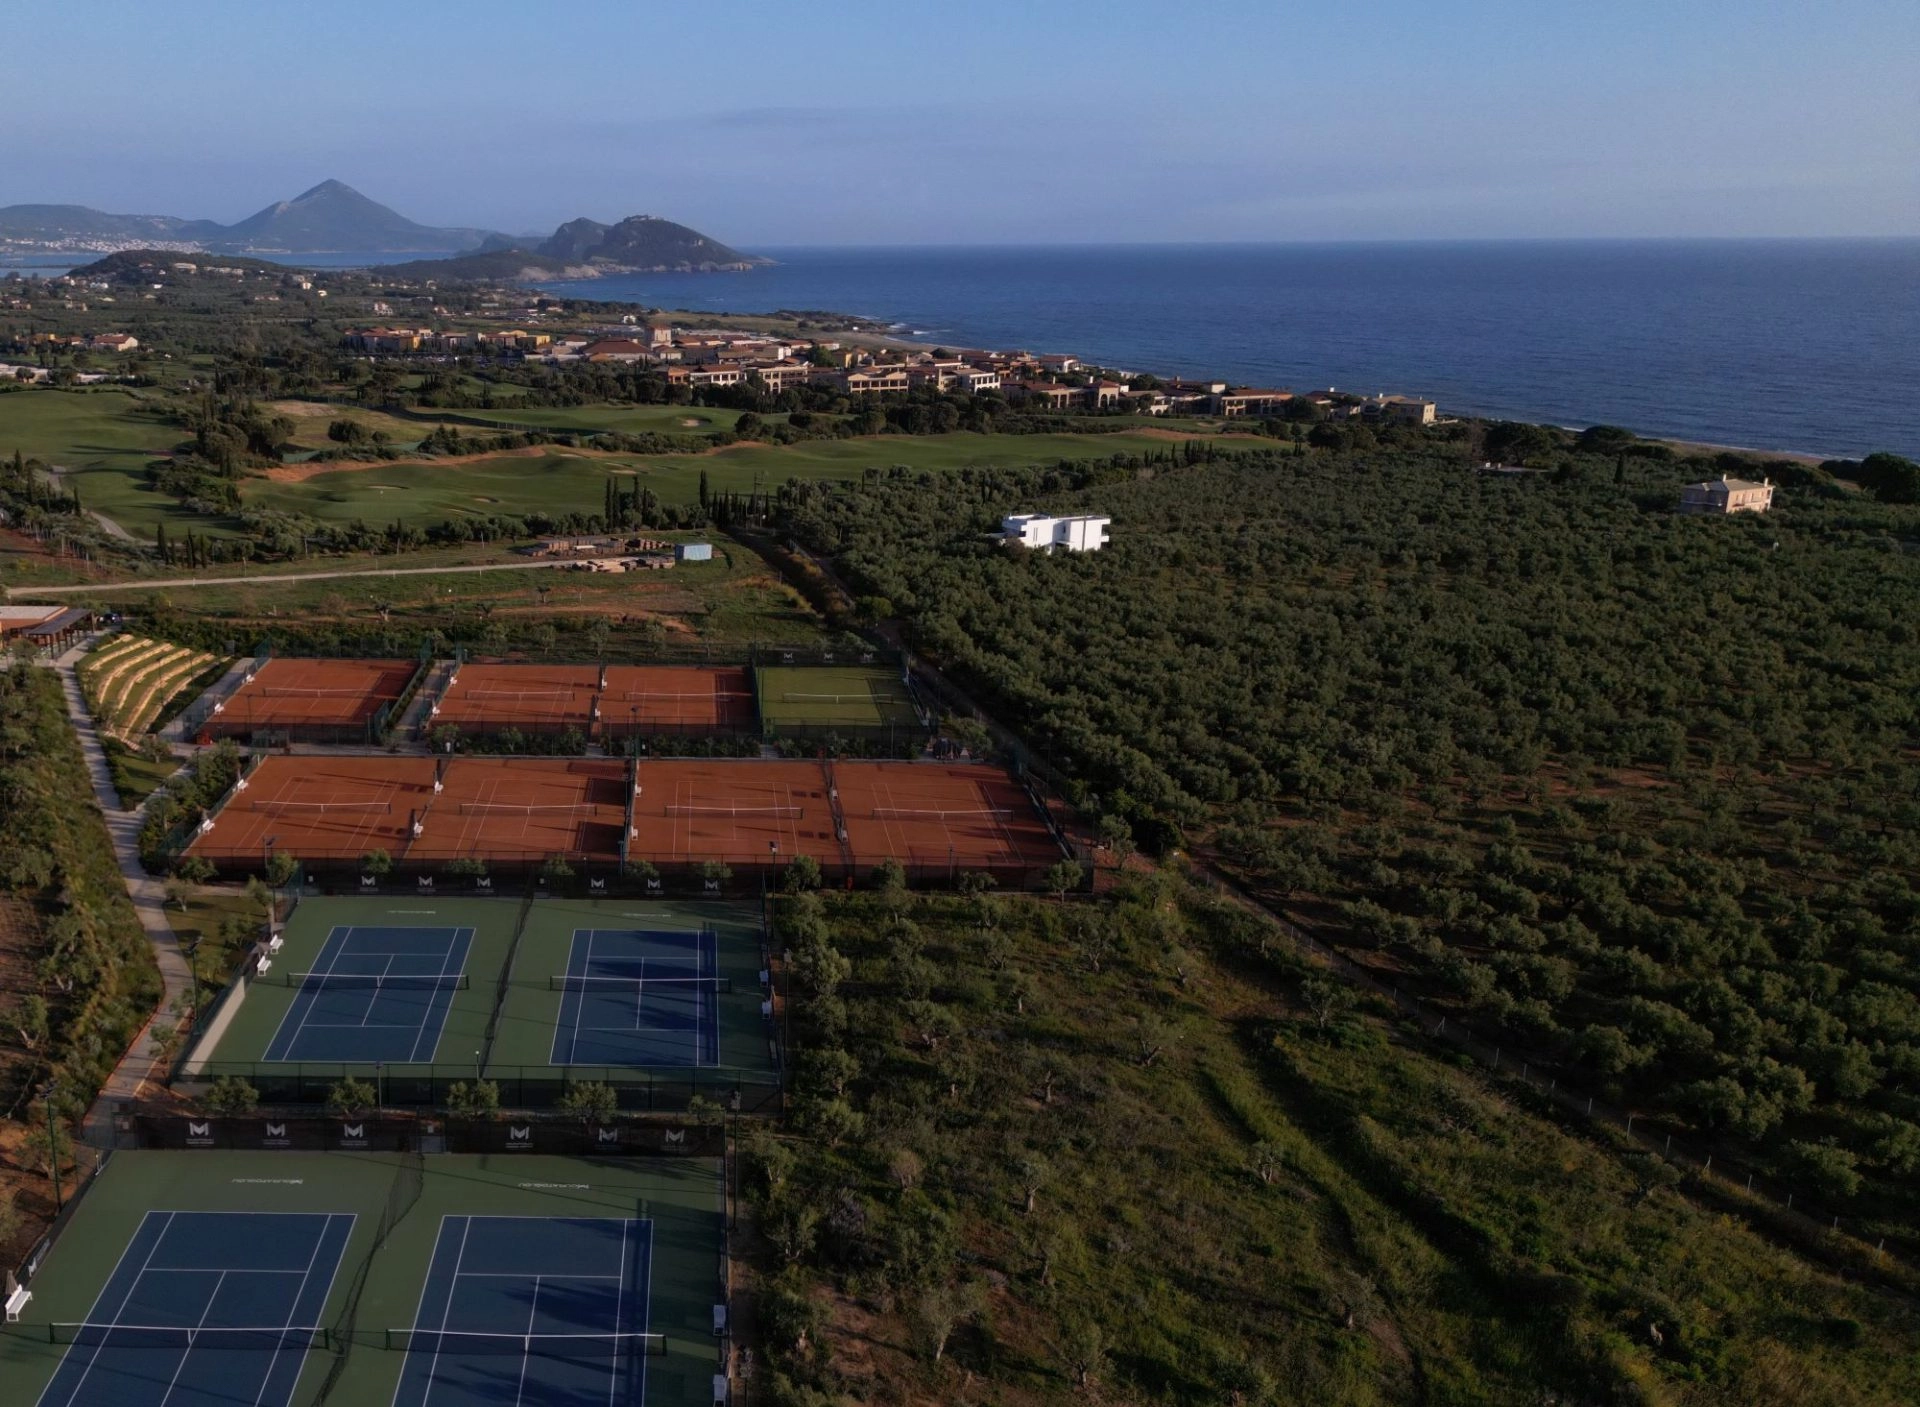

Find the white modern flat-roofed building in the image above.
[{"left": 1002, "top": 513, "right": 1111, "bottom": 553}]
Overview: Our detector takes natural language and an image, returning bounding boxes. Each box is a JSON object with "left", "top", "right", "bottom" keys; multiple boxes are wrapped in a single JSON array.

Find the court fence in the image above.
[
  {"left": 161, "top": 1064, "right": 784, "bottom": 1115},
  {"left": 306, "top": 1146, "right": 425, "bottom": 1403},
  {"left": 4, "top": 1145, "right": 111, "bottom": 1302},
  {"left": 114, "top": 1109, "right": 732, "bottom": 1157},
  {"left": 241, "top": 857, "right": 1063, "bottom": 896}
]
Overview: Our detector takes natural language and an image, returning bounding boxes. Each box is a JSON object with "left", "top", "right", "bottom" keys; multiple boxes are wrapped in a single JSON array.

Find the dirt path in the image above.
[{"left": 12, "top": 557, "right": 581, "bottom": 597}]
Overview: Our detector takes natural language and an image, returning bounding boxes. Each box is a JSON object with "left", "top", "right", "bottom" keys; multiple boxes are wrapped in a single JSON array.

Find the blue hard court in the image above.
[
  {"left": 550, "top": 927, "right": 720, "bottom": 1069},
  {"left": 392, "top": 1214, "right": 653, "bottom": 1407},
  {"left": 35, "top": 1210, "right": 353, "bottom": 1407},
  {"left": 264, "top": 925, "right": 473, "bottom": 1063}
]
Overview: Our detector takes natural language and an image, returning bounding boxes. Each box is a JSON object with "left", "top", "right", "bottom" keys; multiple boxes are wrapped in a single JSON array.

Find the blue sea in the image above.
[{"left": 539, "top": 241, "right": 1920, "bottom": 459}]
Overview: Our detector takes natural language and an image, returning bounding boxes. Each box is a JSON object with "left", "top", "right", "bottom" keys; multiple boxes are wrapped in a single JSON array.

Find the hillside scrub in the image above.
[
  {"left": 779, "top": 445, "right": 1920, "bottom": 1248},
  {"left": 0, "top": 662, "right": 161, "bottom": 1122},
  {"left": 752, "top": 882, "right": 1920, "bottom": 1405}
]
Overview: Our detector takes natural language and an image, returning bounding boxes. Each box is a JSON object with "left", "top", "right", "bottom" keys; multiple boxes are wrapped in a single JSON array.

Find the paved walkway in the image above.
[{"left": 42, "top": 637, "right": 192, "bottom": 1145}]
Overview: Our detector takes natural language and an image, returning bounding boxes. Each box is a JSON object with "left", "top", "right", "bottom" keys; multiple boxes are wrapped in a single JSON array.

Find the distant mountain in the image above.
[
  {"left": 0, "top": 180, "right": 492, "bottom": 254},
  {"left": 385, "top": 213, "right": 769, "bottom": 283},
  {"left": 215, "top": 180, "right": 492, "bottom": 253},
  {"left": 0, "top": 203, "right": 221, "bottom": 246},
  {"left": 538, "top": 217, "right": 614, "bottom": 263},
  {"left": 536, "top": 214, "right": 767, "bottom": 271}
]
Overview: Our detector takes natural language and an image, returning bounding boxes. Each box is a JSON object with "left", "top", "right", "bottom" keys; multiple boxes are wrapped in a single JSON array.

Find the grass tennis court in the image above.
[
  {"left": 0, "top": 1150, "right": 722, "bottom": 1407},
  {"left": 186, "top": 897, "right": 776, "bottom": 1104},
  {"left": 755, "top": 664, "right": 920, "bottom": 731}
]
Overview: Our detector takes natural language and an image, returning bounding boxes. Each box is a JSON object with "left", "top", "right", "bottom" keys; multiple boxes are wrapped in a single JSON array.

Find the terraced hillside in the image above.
[{"left": 79, "top": 635, "right": 225, "bottom": 739}]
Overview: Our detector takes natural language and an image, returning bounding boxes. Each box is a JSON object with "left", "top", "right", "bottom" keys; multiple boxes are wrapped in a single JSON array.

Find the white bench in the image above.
[{"left": 5, "top": 1284, "right": 30, "bottom": 1322}]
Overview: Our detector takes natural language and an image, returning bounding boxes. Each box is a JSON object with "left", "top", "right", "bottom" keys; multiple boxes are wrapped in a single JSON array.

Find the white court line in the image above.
[
  {"left": 252, "top": 1213, "right": 356, "bottom": 1407},
  {"left": 153, "top": 1270, "right": 225, "bottom": 1407},
  {"left": 283, "top": 927, "right": 357, "bottom": 1055},
  {"left": 38, "top": 1210, "right": 177, "bottom": 1407},
  {"left": 413, "top": 1216, "right": 473, "bottom": 1407},
  {"left": 512, "top": 1277, "right": 542, "bottom": 1407},
  {"left": 453, "top": 1272, "right": 623, "bottom": 1280},
  {"left": 408, "top": 930, "right": 460, "bottom": 1064},
  {"left": 356, "top": 956, "right": 398, "bottom": 1027},
  {"left": 638, "top": 1219, "right": 654, "bottom": 1407},
  {"left": 609, "top": 1222, "right": 627, "bottom": 1407},
  {"left": 567, "top": 931, "right": 600, "bottom": 1067},
  {"left": 248, "top": 1225, "right": 327, "bottom": 1407}
]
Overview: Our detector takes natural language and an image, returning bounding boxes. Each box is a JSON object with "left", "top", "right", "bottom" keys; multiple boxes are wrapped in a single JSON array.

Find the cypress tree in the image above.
[{"left": 156, "top": 522, "right": 169, "bottom": 564}]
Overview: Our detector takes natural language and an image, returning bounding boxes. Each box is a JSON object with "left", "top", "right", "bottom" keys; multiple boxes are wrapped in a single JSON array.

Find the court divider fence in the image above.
[
  {"left": 306, "top": 1146, "right": 425, "bottom": 1403},
  {"left": 114, "top": 1110, "right": 729, "bottom": 1158},
  {"left": 159, "top": 1064, "right": 783, "bottom": 1115},
  {"left": 197, "top": 855, "right": 1065, "bottom": 895}
]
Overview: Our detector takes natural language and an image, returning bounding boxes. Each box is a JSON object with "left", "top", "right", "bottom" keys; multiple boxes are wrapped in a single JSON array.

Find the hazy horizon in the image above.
[{"left": 7, "top": 0, "right": 1916, "bottom": 245}]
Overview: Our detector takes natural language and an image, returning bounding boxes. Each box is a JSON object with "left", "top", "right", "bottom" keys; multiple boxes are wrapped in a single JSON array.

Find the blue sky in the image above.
[{"left": 8, "top": 0, "right": 1916, "bottom": 244}]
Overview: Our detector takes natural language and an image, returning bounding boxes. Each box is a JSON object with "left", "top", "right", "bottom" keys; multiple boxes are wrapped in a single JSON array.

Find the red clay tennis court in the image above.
[
  {"left": 601, "top": 665, "right": 755, "bottom": 737},
  {"left": 185, "top": 755, "right": 435, "bottom": 864},
  {"left": 835, "top": 761, "right": 1064, "bottom": 875},
  {"left": 428, "top": 663, "right": 601, "bottom": 737},
  {"left": 408, "top": 757, "right": 630, "bottom": 864},
  {"left": 183, "top": 756, "right": 1067, "bottom": 885},
  {"left": 630, "top": 759, "right": 843, "bottom": 866},
  {"left": 199, "top": 658, "right": 419, "bottom": 743}
]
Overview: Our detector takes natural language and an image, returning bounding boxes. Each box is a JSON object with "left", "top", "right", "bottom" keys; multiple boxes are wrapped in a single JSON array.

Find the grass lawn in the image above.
[
  {"left": 449, "top": 404, "right": 757, "bottom": 437},
  {"left": 267, "top": 401, "right": 451, "bottom": 450},
  {"left": 164, "top": 883, "right": 269, "bottom": 995},
  {"left": 0, "top": 388, "right": 218, "bottom": 539},
  {"left": 59, "top": 542, "right": 824, "bottom": 647},
  {"left": 100, "top": 741, "right": 182, "bottom": 808},
  {"left": 246, "top": 430, "right": 1263, "bottom": 528}
]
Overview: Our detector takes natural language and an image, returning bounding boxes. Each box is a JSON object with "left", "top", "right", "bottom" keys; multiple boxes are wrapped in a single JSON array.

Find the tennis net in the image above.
[
  {"left": 870, "top": 807, "right": 1015, "bottom": 822},
  {"left": 49, "top": 1323, "right": 327, "bottom": 1351},
  {"left": 273, "top": 971, "right": 470, "bottom": 991},
  {"left": 257, "top": 688, "right": 388, "bottom": 700},
  {"left": 549, "top": 974, "right": 733, "bottom": 994},
  {"left": 378, "top": 1329, "right": 665, "bottom": 1357},
  {"left": 609, "top": 691, "right": 754, "bottom": 702},
  {"left": 457, "top": 802, "right": 597, "bottom": 817},
  {"left": 662, "top": 803, "right": 802, "bottom": 819},
  {"left": 455, "top": 688, "right": 584, "bottom": 703},
  {"left": 252, "top": 800, "right": 391, "bottom": 815}
]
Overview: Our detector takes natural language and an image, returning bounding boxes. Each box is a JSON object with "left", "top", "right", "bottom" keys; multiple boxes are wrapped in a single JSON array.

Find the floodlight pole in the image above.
[
  {"left": 376, "top": 1061, "right": 385, "bottom": 1113},
  {"left": 43, "top": 1078, "right": 62, "bottom": 1213},
  {"left": 766, "top": 841, "right": 778, "bottom": 900},
  {"left": 473, "top": 1049, "right": 482, "bottom": 1082},
  {"left": 184, "top": 937, "right": 202, "bottom": 1021}
]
